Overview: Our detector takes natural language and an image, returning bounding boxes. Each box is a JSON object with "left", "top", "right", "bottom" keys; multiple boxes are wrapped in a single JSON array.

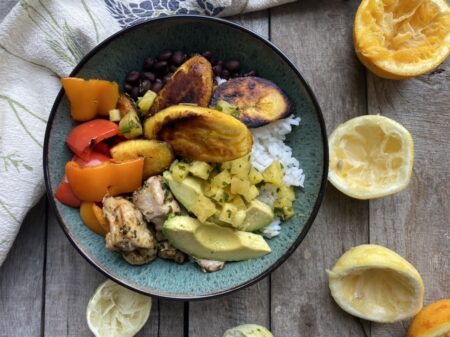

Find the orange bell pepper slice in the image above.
[
  {"left": 92, "top": 203, "right": 109, "bottom": 233},
  {"left": 65, "top": 158, "right": 144, "bottom": 201},
  {"left": 61, "top": 77, "right": 119, "bottom": 121},
  {"left": 80, "top": 202, "right": 109, "bottom": 236}
]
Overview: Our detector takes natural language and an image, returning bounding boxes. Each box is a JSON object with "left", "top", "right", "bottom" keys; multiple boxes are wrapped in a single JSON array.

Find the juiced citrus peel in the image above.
[
  {"left": 328, "top": 115, "right": 414, "bottom": 199},
  {"left": 407, "top": 299, "right": 450, "bottom": 337},
  {"left": 223, "top": 324, "right": 273, "bottom": 337},
  {"left": 86, "top": 280, "right": 151, "bottom": 337},
  {"left": 354, "top": 0, "right": 450, "bottom": 79},
  {"left": 328, "top": 244, "right": 424, "bottom": 323}
]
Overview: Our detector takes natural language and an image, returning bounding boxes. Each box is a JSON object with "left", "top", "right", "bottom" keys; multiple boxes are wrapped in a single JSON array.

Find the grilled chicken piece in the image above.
[
  {"left": 132, "top": 176, "right": 181, "bottom": 230},
  {"left": 157, "top": 241, "right": 186, "bottom": 264},
  {"left": 103, "top": 196, "right": 157, "bottom": 265},
  {"left": 195, "top": 259, "right": 225, "bottom": 273}
]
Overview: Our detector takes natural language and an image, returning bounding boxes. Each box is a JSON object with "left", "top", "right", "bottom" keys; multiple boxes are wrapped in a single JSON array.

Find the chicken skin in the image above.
[
  {"left": 133, "top": 176, "right": 186, "bottom": 263},
  {"left": 103, "top": 195, "right": 157, "bottom": 265},
  {"left": 132, "top": 176, "right": 181, "bottom": 230}
]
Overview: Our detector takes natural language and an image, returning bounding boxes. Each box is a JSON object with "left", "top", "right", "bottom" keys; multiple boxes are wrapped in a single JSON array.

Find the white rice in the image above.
[
  {"left": 215, "top": 76, "right": 227, "bottom": 85},
  {"left": 214, "top": 77, "right": 303, "bottom": 239},
  {"left": 251, "top": 115, "right": 304, "bottom": 187},
  {"left": 257, "top": 183, "right": 278, "bottom": 207},
  {"left": 250, "top": 115, "right": 304, "bottom": 239},
  {"left": 260, "top": 217, "right": 282, "bottom": 238}
]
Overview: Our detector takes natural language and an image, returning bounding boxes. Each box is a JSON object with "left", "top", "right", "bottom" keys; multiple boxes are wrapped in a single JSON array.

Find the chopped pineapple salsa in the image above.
[{"left": 166, "top": 154, "right": 295, "bottom": 228}]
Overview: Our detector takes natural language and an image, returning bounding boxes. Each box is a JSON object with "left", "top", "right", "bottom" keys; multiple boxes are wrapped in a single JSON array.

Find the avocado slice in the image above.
[
  {"left": 239, "top": 200, "right": 274, "bottom": 232},
  {"left": 163, "top": 216, "right": 271, "bottom": 261},
  {"left": 163, "top": 171, "right": 204, "bottom": 211}
]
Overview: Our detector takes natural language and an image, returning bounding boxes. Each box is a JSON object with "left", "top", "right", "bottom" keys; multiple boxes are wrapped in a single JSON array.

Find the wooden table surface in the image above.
[{"left": 1, "top": 1, "right": 449, "bottom": 336}]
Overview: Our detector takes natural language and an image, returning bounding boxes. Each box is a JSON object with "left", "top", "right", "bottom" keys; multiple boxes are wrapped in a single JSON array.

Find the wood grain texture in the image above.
[
  {"left": 44, "top": 209, "right": 108, "bottom": 337},
  {"left": 0, "top": 0, "right": 17, "bottom": 22},
  {"left": 368, "top": 60, "right": 450, "bottom": 336},
  {"left": 188, "top": 11, "right": 271, "bottom": 337},
  {"left": 270, "top": 1, "right": 370, "bottom": 336},
  {"left": 0, "top": 198, "right": 46, "bottom": 337}
]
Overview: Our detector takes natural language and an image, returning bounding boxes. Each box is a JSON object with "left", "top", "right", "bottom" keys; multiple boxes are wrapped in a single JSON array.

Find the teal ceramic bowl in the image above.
[{"left": 44, "top": 16, "right": 327, "bottom": 300}]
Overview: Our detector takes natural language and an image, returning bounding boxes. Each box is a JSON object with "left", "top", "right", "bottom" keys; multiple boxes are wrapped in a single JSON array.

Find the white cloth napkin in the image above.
[{"left": 0, "top": 0, "right": 296, "bottom": 266}]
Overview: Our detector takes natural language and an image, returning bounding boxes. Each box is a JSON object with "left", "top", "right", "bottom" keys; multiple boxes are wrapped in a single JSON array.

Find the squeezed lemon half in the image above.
[
  {"left": 407, "top": 299, "right": 450, "bottom": 337},
  {"left": 354, "top": 0, "right": 450, "bottom": 79},
  {"left": 328, "top": 244, "right": 424, "bottom": 323},
  {"left": 328, "top": 115, "right": 414, "bottom": 199},
  {"left": 86, "top": 280, "right": 152, "bottom": 337}
]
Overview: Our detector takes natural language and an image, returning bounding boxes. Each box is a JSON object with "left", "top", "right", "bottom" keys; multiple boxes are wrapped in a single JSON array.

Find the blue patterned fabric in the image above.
[{"left": 104, "top": 0, "right": 226, "bottom": 28}]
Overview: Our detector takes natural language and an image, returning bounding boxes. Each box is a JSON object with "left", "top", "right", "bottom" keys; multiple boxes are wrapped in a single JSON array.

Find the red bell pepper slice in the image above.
[
  {"left": 66, "top": 119, "right": 119, "bottom": 161},
  {"left": 73, "top": 152, "right": 110, "bottom": 167},
  {"left": 55, "top": 175, "right": 81, "bottom": 207},
  {"left": 93, "top": 142, "right": 111, "bottom": 157}
]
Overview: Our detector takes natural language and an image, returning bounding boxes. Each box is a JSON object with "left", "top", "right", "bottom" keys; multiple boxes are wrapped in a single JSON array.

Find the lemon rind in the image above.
[
  {"left": 328, "top": 244, "right": 424, "bottom": 323},
  {"left": 328, "top": 115, "right": 414, "bottom": 200}
]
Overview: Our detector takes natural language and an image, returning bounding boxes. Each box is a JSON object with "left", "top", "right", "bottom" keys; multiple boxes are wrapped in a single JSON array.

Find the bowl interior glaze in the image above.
[{"left": 44, "top": 16, "right": 327, "bottom": 299}]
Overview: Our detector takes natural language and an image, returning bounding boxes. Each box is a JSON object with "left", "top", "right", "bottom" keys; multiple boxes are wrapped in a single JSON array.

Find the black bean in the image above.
[
  {"left": 210, "top": 57, "right": 217, "bottom": 66},
  {"left": 171, "top": 50, "right": 186, "bottom": 66},
  {"left": 124, "top": 83, "right": 133, "bottom": 93},
  {"left": 125, "top": 71, "right": 140, "bottom": 83},
  {"left": 221, "top": 69, "right": 230, "bottom": 80},
  {"left": 139, "top": 80, "right": 152, "bottom": 95},
  {"left": 201, "top": 51, "right": 213, "bottom": 60},
  {"left": 212, "top": 64, "right": 222, "bottom": 76},
  {"left": 162, "top": 66, "right": 170, "bottom": 75},
  {"left": 153, "top": 60, "right": 168, "bottom": 73},
  {"left": 216, "top": 60, "right": 223, "bottom": 66},
  {"left": 152, "top": 82, "right": 163, "bottom": 93},
  {"left": 130, "top": 87, "right": 139, "bottom": 99},
  {"left": 162, "top": 75, "right": 172, "bottom": 84},
  {"left": 141, "top": 72, "right": 156, "bottom": 82},
  {"left": 155, "top": 78, "right": 162, "bottom": 83},
  {"left": 159, "top": 49, "right": 173, "bottom": 61},
  {"left": 143, "top": 58, "right": 155, "bottom": 71},
  {"left": 244, "top": 70, "right": 257, "bottom": 77},
  {"left": 169, "top": 65, "right": 178, "bottom": 72},
  {"left": 224, "top": 59, "right": 240, "bottom": 72}
]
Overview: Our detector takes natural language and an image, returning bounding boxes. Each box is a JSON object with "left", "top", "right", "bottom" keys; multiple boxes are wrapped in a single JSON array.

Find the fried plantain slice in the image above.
[
  {"left": 143, "top": 105, "right": 252, "bottom": 162},
  {"left": 210, "top": 76, "right": 291, "bottom": 128},
  {"left": 110, "top": 139, "right": 174, "bottom": 178},
  {"left": 116, "top": 93, "right": 138, "bottom": 118},
  {"left": 148, "top": 55, "right": 213, "bottom": 115}
]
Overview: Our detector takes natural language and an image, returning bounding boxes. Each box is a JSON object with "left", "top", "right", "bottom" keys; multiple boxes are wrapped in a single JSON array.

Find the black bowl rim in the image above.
[{"left": 43, "top": 14, "right": 328, "bottom": 301}]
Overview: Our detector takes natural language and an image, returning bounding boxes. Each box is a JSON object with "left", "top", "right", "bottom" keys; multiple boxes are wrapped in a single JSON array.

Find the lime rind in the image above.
[
  {"left": 223, "top": 324, "right": 273, "bottom": 337},
  {"left": 87, "top": 280, "right": 152, "bottom": 337}
]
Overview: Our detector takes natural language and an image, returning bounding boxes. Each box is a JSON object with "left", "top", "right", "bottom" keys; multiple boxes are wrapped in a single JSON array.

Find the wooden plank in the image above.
[
  {"left": 368, "top": 61, "right": 450, "bottom": 336},
  {"left": 0, "top": 0, "right": 17, "bottom": 22},
  {"left": 270, "top": 1, "right": 370, "bottom": 336},
  {"left": 45, "top": 207, "right": 183, "bottom": 337},
  {"left": 0, "top": 197, "right": 46, "bottom": 337},
  {"left": 188, "top": 11, "right": 271, "bottom": 337}
]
